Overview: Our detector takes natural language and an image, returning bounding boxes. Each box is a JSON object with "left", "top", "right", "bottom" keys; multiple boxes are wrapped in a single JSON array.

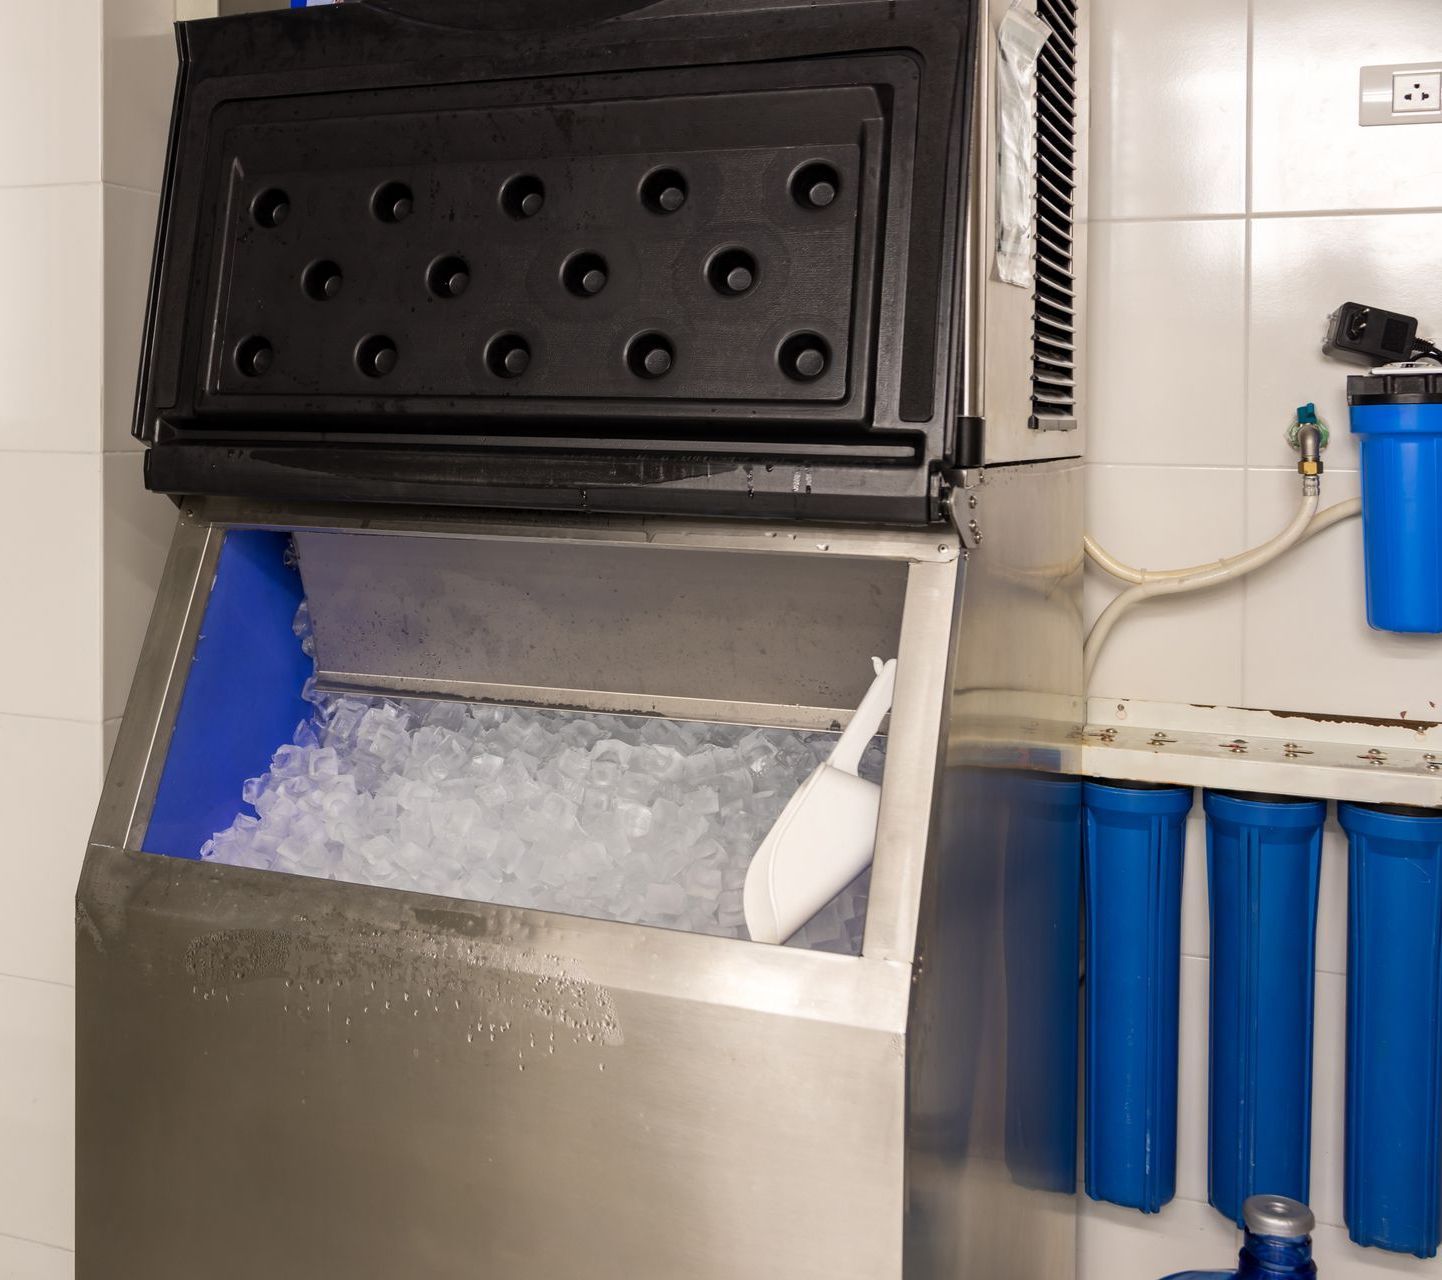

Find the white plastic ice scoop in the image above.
[{"left": 744, "top": 657, "right": 897, "bottom": 945}]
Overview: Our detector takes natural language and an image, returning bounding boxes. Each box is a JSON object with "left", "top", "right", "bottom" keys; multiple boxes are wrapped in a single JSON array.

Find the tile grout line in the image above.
[
  {"left": 0, "top": 177, "right": 103, "bottom": 194},
  {"left": 102, "top": 179, "right": 164, "bottom": 199},
  {"left": 0, "top": 447, "right": 142, "bottom": 457},
  {"left": 0, "top": 708, "right": 109, "bottom": 729},
  {"left": 1090, "top": 206, "right": 1442, "bottom": 225},
  {"left": 0, "top": 1228, "right": 73, "bottom": 1255},
  {"left": 1240, "top": 0, "right": 1256, "bottom": 707},
  {"left": 1085, "top": 462, "right": 1361, "bottom": 475},
  {"left": 1183, "top": 946, "right": 1346, "bottom": 979},
  {"left": 0, "top": 970, "right": 76, "bottom": 992}
]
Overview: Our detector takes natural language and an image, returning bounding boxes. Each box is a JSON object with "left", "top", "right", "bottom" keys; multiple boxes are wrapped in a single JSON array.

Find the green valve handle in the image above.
[{"left": 1287, "top": 402, "right": 1331, "bottom": 451}]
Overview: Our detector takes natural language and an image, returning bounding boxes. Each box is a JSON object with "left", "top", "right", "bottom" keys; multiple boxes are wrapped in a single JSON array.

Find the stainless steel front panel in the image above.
[
  {"left": 78, "top": 849, "right": 908, "bottom": 1278},
  {"left": 906, "top": 459, "right": 1085, "bottom": 1280}
]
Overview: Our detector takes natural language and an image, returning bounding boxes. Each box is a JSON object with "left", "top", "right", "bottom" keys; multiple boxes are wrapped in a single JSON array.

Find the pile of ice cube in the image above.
[{"left": 203, "top": 609, "right": 882, "bottom": 954}]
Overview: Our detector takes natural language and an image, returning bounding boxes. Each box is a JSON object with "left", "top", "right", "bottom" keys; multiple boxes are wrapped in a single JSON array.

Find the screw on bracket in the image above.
[
  {"left": 1424, "top": 753, "right": 1440, "bottom": 773},
  {"left": 1084, "top": 726, "right": 1119, "bottom": 744},
  {"left": 1147, "top": 732, "right": 1177, "bottom": 747},
  {"left": 1282, "top": 742, "right": 1315, "bottom": 758},
  {"left": 1357, "top": 748, "right": 1388, "bottom": 766},
  {"left": 1221, "top": 739, "right": 1249, "bottom": 754}
]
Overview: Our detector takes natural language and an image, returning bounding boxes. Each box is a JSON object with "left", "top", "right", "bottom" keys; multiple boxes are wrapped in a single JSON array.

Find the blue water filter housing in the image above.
[
  {"left": 1347, "top": 369, "right": 1442, "bottom": 633},
  {"left": 1204, "top": 791, "right": 1326, "bottom": 1227},
  {"left": 1338, "top": 801, "right": 1442, "bottom": 1258},
  {"left": 1083, "top": 780, "right": 1194, "bottom": 1213}
]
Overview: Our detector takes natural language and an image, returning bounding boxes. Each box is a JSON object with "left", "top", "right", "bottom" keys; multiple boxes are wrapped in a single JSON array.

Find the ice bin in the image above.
[
  {"left": 78, "top": 0, "right": 1088, "bottom": 1274},
  {"left": 81, "top": 485, "right": 1082, "bottom": 1277}
]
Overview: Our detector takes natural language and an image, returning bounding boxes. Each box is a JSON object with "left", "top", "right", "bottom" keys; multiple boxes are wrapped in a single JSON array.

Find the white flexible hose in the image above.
[
  {"left": 1298, "top": 496, "right": 1363, "bottom": 542},
  {"left": 1084, "top": 490, "right": 1330, "bottom": 683},
  {"left": 1084, "top": 497, "right": 1362, "bottom": 585}
]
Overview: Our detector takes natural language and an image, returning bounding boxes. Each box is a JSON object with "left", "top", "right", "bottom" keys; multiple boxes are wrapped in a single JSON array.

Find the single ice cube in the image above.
[
  {"left": 616, "top": 801, "right": 653, "bottom": 840},
  {"left": 271, "top": 744, "right": 307, "bottom": 778},
  {"left": 681, "top": 785, "right": 719, "bottom": 816},
  {"left": 643, "top": 883, "right": 687, "bottom": 918},
  {"left": 589, "top": 759, "right": 621, "bottom": 789},
  {"left": 617, "top": 772, "right": 658, "bottom": 805},
  {"left": 468, "top": 752, "right": 505, "bottom": 782}
]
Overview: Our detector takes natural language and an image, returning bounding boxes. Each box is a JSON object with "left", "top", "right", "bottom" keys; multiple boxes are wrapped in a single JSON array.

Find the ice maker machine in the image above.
[{"left": 78, "top": 1, "right": 1088, "bottom": 1276}]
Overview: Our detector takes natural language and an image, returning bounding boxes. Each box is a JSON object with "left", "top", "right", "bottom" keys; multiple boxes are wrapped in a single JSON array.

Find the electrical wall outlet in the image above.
[
  {"left": 1361, "top": 62, "right": 1442, "bottom": 125},
  {"left": 1394, "top": 70, "right": 1441, "bottom": 113}
]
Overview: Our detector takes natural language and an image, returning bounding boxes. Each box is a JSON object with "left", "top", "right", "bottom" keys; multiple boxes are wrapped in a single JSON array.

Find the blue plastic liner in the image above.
[
  {"left": 1338, "top": 801, "right": 1442, "bottom": 1258},
  {"left": 1083, "top": 780, "right": 1194, "bottom": 1212},
  {"left": 1003, "top": 772, "right": 1083, "bottom": 1193},
  {"left": 144, "top": 530, "right": 311, "bottom": 858},
  {"left": 1204, "top": 791, "right": 1326, "bottom": 1226},
  {"left": 1349, "top": 401, "right": 1442, "bottom": 634}
]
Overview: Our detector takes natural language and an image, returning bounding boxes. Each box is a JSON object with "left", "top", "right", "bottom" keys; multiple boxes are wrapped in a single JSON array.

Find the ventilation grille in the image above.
[{"left": 1030, "top": 0, "right": 1079, "bottom": 431}]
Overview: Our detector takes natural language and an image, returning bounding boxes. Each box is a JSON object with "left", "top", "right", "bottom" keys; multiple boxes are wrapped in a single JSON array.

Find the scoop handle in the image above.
[{"left": 827, "top": 658, "right": 897, "bottom": 776}]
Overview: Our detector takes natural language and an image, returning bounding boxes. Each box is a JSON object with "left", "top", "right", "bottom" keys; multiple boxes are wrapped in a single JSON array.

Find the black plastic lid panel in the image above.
[
  {"left": 1348, "top": 370, "right": 1442, "bottom": 405},
  {"left": 137, "top": 0, "right": 980, "bottom": 522}
]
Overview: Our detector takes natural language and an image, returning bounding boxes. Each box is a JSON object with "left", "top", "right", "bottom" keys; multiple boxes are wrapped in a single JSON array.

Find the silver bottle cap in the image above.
[{"left": 1243, "top": 1195, "right": 1315, "bottom": 1238}]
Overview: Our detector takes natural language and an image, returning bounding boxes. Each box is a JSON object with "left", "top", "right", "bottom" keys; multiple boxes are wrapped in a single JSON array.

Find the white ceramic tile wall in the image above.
[
  {"left": 1251, "top": 1, "right": 1442, "bottom": 215},
  {"left": 0, "top": 1, "right": 102, "bottom": 188},
  {"left": 0, "top": 716, "right": 105, "bottom": 988},
  {"left": 1248, "top": 214, "right": 1442, "bottom": 473},
  {"left": 0, "top": 453, "right": 104, "bottom": 723},
  {"left": 1084, "top": 0, "right": 1442, "bottom": 1276},
  {"left": 0, "top": 1, "right": 176, "bottom": 1268},
  {"left": 102, "top": 452, "right": 177, "bottom": 720},
  {"left": 1084, "top": 465, "right": 1246, "bottom": 705},
  {"left": 0, "top": 976, "right": 75, "bottom": 1256},
  {"left": 0, "top": 1230, "right": 74, "bottom": 1280},
  {"left": 103, "top": 0, "right": 180, "bottom": 193},
  {"left": 0, "top": 185, "right": 104, "bottom": 454},
  {"left": 1089, "top": 3, "right": 1442, "bottom": 721},
  {"left": 102, "top": 184, "right": 160, "bottom": 452},
  {"left": 1087, "top": 0, "right": 1249, "bottom": 221},
  {"left": 1087, "top": 219, "right": 1248, "bottom": 467}
]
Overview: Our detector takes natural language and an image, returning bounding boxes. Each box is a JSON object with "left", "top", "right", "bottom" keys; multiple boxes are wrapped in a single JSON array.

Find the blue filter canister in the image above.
[
  {"left": 1337, "top": 801, "right": 1442, "bottom": 1258},
  {"left": 1204, "top": 791, "right": 1326, "bottom": 1227},
  {"left": 1003, "top": 772, "right": 1083, "bottom": 1193},
  {"left": 1347, "top": 368, "right": 1442, "bottom": 633},
  {"left": 1083, "top": 780, "right": 1194, "bottom": 1212}
]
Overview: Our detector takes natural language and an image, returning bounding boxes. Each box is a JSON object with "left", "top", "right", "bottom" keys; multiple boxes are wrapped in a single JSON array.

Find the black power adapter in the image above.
[
  {"left": 1324, "top": 302, "right": 1420, "bottom": 365},
  {"left": 1324, "top": 300, "right": 1442, "bottom": 367}
]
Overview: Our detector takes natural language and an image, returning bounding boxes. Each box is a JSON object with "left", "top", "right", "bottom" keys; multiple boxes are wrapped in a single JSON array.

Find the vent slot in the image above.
[{"left": 1030, "top": 0, "right": 1080, "bottom": 432}]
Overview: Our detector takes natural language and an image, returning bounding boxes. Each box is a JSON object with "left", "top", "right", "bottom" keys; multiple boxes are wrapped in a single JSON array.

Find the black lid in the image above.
[
  {"left": 1211, "top": 789, "right": 1321, "bottom": 805},
  {"left": 134, "top": 0, "right": 983, "bottom": 523},
  {"left": 1347, "top": 370, "right": 1442, "bottom": 406},
  {"left": 1347, "top": 801, "right": 1442, "bottom": 819}
]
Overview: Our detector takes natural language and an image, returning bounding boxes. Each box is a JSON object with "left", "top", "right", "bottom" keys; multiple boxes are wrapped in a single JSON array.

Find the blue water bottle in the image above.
[
  {"left": 1347, "top": 368, "right": 1442, "bottom": 633},
  {"left": 1161, "top": 1195, "right": 1317, "bottom": 1279}
]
